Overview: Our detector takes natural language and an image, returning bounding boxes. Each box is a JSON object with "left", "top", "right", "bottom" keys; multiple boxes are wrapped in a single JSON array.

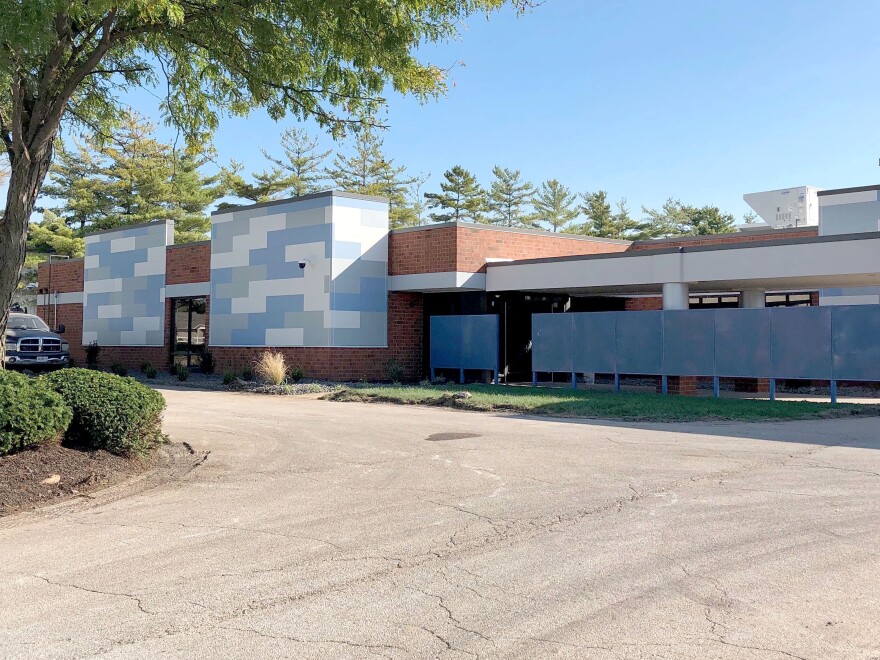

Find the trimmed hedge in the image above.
[
  {"left": 44, "top": 369, "right": 166, "bottom": 456},
  {"left": 0, "top": 371, "right": 72, "bottom": 456}
]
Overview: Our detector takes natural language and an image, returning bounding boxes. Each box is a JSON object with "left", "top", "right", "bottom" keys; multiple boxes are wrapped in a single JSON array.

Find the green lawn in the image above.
[{"left": 323, "top": 384, "right": 880, "bottom": 422}]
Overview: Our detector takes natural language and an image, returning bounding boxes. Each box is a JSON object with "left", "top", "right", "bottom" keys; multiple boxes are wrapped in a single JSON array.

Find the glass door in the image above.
[{"left": 172, "top": 297, "right": 207, "bottom": 368}]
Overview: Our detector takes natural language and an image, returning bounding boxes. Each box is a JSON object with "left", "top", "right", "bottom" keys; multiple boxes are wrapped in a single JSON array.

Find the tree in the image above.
[
  {"left": 488, "top": 166, "right": 535, "bottom": 228},
  {"left": 40, "top": 138, "right": 112, "bottom": 230},
  {"left": 532, "top": 179, "right": 579, "bottom": 232},
  {"left": 640, "top": 199, "right": 737, "bottom": 237},
  {"left": 263, "top": 127, "right": 331, "bottom": 197},
  {"left": 28, "top": 210, "right": 85, "bottom": 258},
  {"left": 327, "top": 129, "right": 419, "bottom": 229},
  {"left": 406, "top": 172, "right": 431, "bottom": 226},
  {"left": 572, "top": 190, "right": 614, "bottom": 236},
  {"left": 1, "top": 0, "right": 523, "bottom": 367},
  {"left": 42, "top": 113, "right": 222, "bottom": 241},
  {"left": 221, "top": 160, "right": 290, "bottom": 205},
  {"left": 424, "top": 166, "right": 487, "bottom": 223},
  {"left": 166, "top": 152, "right": 225, "bottom": 244},
  {"left": 96, "top": 112, "right": 178, "bottom": 229}
]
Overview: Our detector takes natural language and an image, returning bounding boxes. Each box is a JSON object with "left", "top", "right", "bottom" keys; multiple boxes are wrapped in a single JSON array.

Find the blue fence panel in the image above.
[
  {"left": 532, "top": 313, "right": 573, "bottom": 373},
  {"left": 430, "top": 315, "right": 499, "bottom": 372},
  {"left": 832, "top": 305, "right": 880, "bottom": 381},
  {"left": 714, "top": 308, "right": 771, "bottom": 378},
  {"left": 770, "top": 307, "right": 832, "bottom": 380},
  {"left": 616, "top": 311, "right": 663, "bottom": 375},
  {"left": 572, "top": 312, "right": 617, "bottom": 374},
  {"left": 461, "top": 315, "right": 500, "bottom": 370},
  {"left": 663, "top": 309, "right": 716, "bottom": 376},
  {"left": 430, "top": 316, "right": 462, "bottom": 369}
]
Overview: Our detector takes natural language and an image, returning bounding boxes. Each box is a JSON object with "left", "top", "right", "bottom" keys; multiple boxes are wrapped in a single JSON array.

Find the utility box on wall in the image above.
[{"left": 208, "top": 191, "right": 389, "bottom": 348}]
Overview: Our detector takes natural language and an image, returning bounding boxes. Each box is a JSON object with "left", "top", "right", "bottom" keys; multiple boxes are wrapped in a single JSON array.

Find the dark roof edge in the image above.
[
  {"left": 166, "top": 240, "right": 210, "bottom": 249},
  {"left": 210, "top": 190, "right": 389, "bottom": 215},
  {"left": 391, "top": 221, "right": 632, "bottom": 244},
  {"left": 489, "top": 231, "right": 880, "bottom": 268},
  {"left": 83, "top": 219, "right": 172, "bottom": 238},
  {"left": 817, "top": 184, "right": 880, "bottom": 197}
]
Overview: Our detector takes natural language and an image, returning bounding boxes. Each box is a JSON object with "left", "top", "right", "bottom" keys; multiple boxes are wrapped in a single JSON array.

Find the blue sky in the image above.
[{"left": 22, "top": 0, "right": 880, "bottom": 219}]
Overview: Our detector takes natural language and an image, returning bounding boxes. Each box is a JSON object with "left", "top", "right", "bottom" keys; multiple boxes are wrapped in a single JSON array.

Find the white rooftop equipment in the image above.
[{"left": 742, "top": 186, "right": 820, "bottom": 229}]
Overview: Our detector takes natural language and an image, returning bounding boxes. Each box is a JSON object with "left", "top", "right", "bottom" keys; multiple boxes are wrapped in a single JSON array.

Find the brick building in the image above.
[{"left": 36, "top": 188, "right": 880, "bottom": 382}]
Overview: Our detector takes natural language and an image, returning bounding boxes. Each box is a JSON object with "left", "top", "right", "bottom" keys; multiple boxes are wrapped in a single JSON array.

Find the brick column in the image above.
[
  {"left": 659, "top": 376, "right": 699, "bottom": 396},
  {"left": 733, "top": 378, "right": 770, "bottom": 393}
]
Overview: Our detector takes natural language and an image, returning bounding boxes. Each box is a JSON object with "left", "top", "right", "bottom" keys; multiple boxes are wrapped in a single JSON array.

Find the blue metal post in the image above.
[
  {"left": 459, "top": 368, "right": 464, "bottom": 385},
  {"left": 661, "top": 375, "right": 668, "bottom": 395},
  {"left": 831, "top": 380, "right": 837, "bottom": 405},
  {"left": 532, "top": 371, "right": 538, "bottom": 387},
  {"left": 430, "top": 367, "right": 435, "bottom": 382},
  {"left": 769, "top": 378, "right": 776, "bottom": 401},
  {"left": 713, "top": 376, "right": 720, "bottom": 399},
  {"left": 614, "top": 373, "right": 620, "bottom": 393},
  {"left": 493, "top": 369, "right": 499, "bottom": 385},
  {"left": 571, "top": 372, "right": 577, "bottom": 389}
]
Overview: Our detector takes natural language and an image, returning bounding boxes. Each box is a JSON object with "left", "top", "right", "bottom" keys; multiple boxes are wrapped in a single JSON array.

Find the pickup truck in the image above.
[{"left": 4, "top": 312, "right": 70, "bottom": 368}]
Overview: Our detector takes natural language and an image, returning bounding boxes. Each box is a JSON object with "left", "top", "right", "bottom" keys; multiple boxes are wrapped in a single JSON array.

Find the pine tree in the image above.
[
  {"left": 571, "top": 190, "right": 614, "bottom": 236},
  {"left": 28, "top": 210, "right": 85, "bottom": 258},
  {"left": 41, "top": 138, "right": 112, "bottom": 230},
  {"left": 487, "top": 166, "right": 535, "bottom": 228},
  {"left": 41, "top": 113, "right": 222, "bottom": 242},
  {"left": 424, "top": 166, "right": 487, "bottom": 223},
  {"left": 222, "top": 160, "right": 290, "bottom": 204},
  {"left": 263, "top": 127, "right": 331, "bottom": 197},
  {"left": 326, "top": 129, "right": 419, "bottom": 228},
  {"left": 532, "top": 179, "right": 579, "bottom": 232},
  {"left": 167, "top": 152, "right": 225, "bottom": 243},
  {"left": 639, "top": 199, "right": 736, "bottom": 237}
]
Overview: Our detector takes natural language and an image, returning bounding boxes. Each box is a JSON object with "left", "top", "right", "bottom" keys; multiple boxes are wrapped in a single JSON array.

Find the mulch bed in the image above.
[{"left": 0, "top": 443, "right": 159, "bottom": 517}]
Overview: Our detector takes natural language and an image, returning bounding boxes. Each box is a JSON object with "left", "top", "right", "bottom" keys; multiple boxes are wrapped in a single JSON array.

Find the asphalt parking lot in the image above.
[{"left": 2, "top": 388, "right": 879, "bottom": 659}]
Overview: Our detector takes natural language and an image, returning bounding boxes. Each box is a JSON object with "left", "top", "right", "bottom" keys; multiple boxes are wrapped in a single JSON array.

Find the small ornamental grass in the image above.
[
  {"left": 43, "top": 369, "right": 166, "bottom": 456},
  {"left": 0, "top": 371, "right": 72, "bottom": 456},
  {"left": 255, "top": 351, "right": 288, "bottom": 385}
]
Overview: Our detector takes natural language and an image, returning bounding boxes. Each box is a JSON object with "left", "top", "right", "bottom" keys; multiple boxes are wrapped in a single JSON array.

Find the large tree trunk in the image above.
[{"left": 0, "top": 146, "right": 55, "bottom": 369}]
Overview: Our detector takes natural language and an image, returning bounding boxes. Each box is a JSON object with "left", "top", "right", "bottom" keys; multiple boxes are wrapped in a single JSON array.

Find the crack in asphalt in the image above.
[{"left": 22, "top": 573, "right": 154, "bottom": 615}]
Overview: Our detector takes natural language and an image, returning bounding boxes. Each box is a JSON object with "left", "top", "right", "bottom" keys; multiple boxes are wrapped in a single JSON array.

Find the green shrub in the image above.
[
  {"left": 110, "top": 363, "right": 128, "bottom": 377},
  {"left": 222, "top": 370, "right": 237, "bottom": 385},
  {"left": 241, "top": 367, "right": 255, "bottom": 381},
  {"left": 43, "top": 369, "right": 165, "bottom": 456},
  {"left": 174, "top": 364, "right": 189, "bottom": 382},
  {"left": 199, "top": 352, "right": 215, "bottom": 375},
  {"left": 141, "top": 363, "right": 157, "bottom": 379},
  {"left": 0, "top": 371, "right": 72, "bottom": 456},
  {"left": 384, "top": 358, "right": 405, "bottom": 383},
  {"left": 85, "top": 342, "right": 101, "bottom": 369},
  {"left": 289, "top": 364, "right": 305, "bottom": 383}
]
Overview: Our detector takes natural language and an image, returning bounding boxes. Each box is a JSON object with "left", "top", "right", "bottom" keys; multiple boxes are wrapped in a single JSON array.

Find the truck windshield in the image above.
[{"left": 7, "top": 315, "right": 50, "bottom": 331}]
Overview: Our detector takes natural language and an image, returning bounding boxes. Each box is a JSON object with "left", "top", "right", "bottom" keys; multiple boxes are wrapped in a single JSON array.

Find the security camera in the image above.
[{"left": 298, "top": 260, "right": 307, "bottom": 269}]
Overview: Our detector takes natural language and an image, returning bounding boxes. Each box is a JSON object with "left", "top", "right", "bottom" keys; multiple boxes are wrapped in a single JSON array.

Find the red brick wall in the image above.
[
  {"left": 166, "top": 242, "right": 211, "bottom": 285},
  {"left": 209, "top": 293, "right": 425, "bottom": 380},
  {"left": 37, "top": 303, "right": 84, "bottom": 363},
  {"left": 388, "top": 224, "right": 629, "bottom": 276},
  {"left": 627, "top": 227, "right": 818, "bottom": 251},
  {"left": 454, "top": 226, "right": 630, "bottom": 273},
  {"left": 36, "top": 259, "right": 83, "bottom": 292},
  {"left": 388, "top": 226, "right": 458, "bottom": 275},
  {"left": 624, "top": 297, "right": 663, "bottom": 311}
]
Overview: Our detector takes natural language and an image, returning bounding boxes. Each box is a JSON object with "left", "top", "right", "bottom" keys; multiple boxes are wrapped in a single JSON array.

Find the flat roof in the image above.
[
  {"left": 210, "top": 190, "right": 389, "bottom": 215},
  {"left": 391, "top": 220, "right": 632, "bottom": 244},
  {"left": 817, "top": 184, "right": 880, "bottom": 197}
]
